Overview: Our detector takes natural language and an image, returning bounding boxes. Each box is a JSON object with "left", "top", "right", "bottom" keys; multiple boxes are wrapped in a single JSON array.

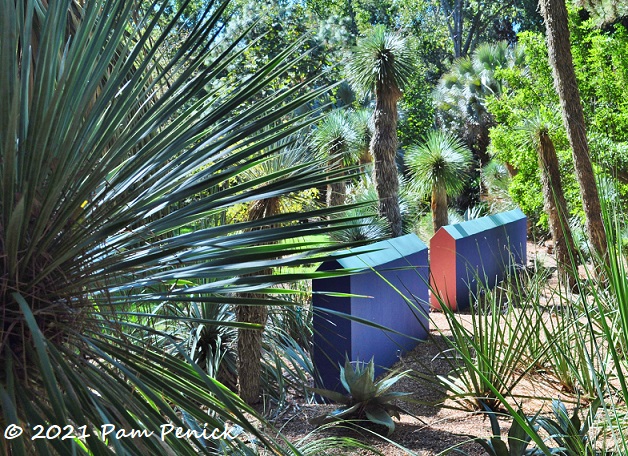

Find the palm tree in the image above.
[
  {"left": 434, "top": 41, "right": 524, "bottom": 166},
  {"left": 405, "top": 130, "right": 473, "bottom": 232},
  {"left": 347, "top": 26, "right": 414, "bottom": 237},
  {"left": 235, "top": 143, "right": 327, "bottom": 405},
  {"left": 312, "top": 111, "right": 359, "bottom": 207},
  {"left": 0, "top": 1, "right": 358, "bottom": 453},
  {"left": 523, "top": 117, "right": 578, "bottom": 287},
  {"left": 538, "top": 0, "right": 608, "bottom": 264}
]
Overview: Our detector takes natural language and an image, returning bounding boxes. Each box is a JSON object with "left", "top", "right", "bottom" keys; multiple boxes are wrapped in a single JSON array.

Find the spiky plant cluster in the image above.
[
  {"left": 0, "top": 0, "right": 358, "bottom": 453},
  {"left": 347, "top": 26, "right": 414, "bottom": 101},
  {"left": 310, "top": 358, "right": 411, "bottom": 436},
  {"left": 405, "top": 130, "right": 472, "bottom": 231}
]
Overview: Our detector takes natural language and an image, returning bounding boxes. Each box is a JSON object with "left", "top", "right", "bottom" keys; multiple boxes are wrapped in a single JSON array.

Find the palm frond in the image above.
[
  {"left": 405, "top": 130, "right": 473, "bottom": 198},
  {"left": 0, "top": 0, "right": 365, "bottom": 453}
]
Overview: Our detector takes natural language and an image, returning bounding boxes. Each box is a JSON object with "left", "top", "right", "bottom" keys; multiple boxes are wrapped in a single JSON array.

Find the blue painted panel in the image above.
[
  {"left": 450, "top": 209, "right": 527, "bottom": 310},
  {"left": 350, "top": 253, "right": 429, "bottom": 378},
  {"left": 313, "top": 234, "right": 430, "bottom": 393},
  {"left": 312, "top": 275, "right": 352, "bottom": 392}
]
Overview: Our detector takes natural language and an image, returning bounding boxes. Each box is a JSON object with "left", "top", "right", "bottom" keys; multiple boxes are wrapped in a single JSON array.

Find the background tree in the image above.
[
  {"left": 312, "top": 111, "right": 359, "bottom": 207},
  {"left": 524, "top": 117, "right": 579, "bottom": 287},
  {"left": 575, "top": 0, "right": 628, "bottom": 26},
  {"left": 405, "top": 130, "right": 472, "bottom": 232},
  {"left": 347, "top": 26, "right": 414, "bottom": 237},
  {"left": 436, "top": 0, "right": 543, "bottom": 57},
  {"left": 435, "top": 41, "right": 524, "bottom": 166},
  {"left": 538, "top": 0, "right": 608, "bottom": 262}
]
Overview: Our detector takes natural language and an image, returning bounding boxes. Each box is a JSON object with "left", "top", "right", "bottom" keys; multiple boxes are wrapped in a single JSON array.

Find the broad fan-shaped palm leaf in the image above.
[
  {"left": 434, "top": 41, "right": 523, "bottom": 165},
  {"left": 0, "top": 0, "right": 360, "bottom": 454},
  {"left": 406, "top": 131, "right": 472, "bottom": 232}
]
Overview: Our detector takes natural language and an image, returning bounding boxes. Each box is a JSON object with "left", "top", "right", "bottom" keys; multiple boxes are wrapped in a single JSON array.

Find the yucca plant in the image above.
[
  {"left": 309, "top": 358, "right": 411, "bottom": 436},
  {"left": 147, "top": 299, "right": 239, "bottom": 392},
  {"left": 433, "top": 271, "right": 540, "bottom": 412},
  {"left": 0, "top": 0, "right": 365, "bottom": 454},
  {"left": 311, "top": 110, "right": 359, "bottom": 208},
  {"left": 405, "top": 130, "right": 473, "bottom": 233}
]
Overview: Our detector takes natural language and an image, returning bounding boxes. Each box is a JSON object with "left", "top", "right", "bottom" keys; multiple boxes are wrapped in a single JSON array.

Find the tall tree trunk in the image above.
[
  {"left": 236, "top": 298, "right": 268, "bottom": 405},
  {"left": 327, "top": 180, "right": 346, "bottom": 207},
  {"left": 236, "top": 198, "right": 279, "bottom": 405},
  {"left": 538, "top": 0, "right": 608, "bottom": 263},
  {"left": 538, "top": 130, "right": 578, "bottom": 288},
  {"left": 432, "top": 186, "right": 449, "bottom": 233},
  {"left": 372, "top": 86, "right": 402, "bottom": 237}
]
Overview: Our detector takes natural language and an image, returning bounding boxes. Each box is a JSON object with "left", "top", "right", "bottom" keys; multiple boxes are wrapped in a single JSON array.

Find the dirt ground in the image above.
[
  {"left": 272, "top": 241, "right": 570, "bottom": 455},
  {"left": 274, "top": 313, "right": 565, "bottom": 455}
]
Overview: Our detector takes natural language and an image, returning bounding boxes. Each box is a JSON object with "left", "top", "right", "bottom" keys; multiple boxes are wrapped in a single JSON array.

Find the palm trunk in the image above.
[
  {"left": 327, "top": 180, "right": 346, "bottom": 207},
  {"left": 236, "top": 198, "right": 279, "bottom": 405},
  {"left": 538, "top": 0, "right": 608, "bottom": 264},
  {"left": 236, "top": 298, "right": 268, "bottom": 405},
  {"left": 372, "top": 85, "right": 402, "bottom": 237},
  {"left": 538, "top": 130, "right": 578, "bottom": 288},
  {"left": 432, "top": 186, "right": 449, "bottom": 233},
  {"left": 327, "top": 151, "right": 346, "bottom": 207}
]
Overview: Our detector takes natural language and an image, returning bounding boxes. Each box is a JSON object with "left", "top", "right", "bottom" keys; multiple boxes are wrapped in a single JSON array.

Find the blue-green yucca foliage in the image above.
[{"left": 0, "top": 0, "right": 361, "bottom": 454}]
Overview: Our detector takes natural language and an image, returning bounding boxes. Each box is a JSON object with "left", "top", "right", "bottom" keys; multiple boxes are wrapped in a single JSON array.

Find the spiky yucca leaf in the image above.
[{"left": 0, "top": 0, "right": 364, "bottom": 454}]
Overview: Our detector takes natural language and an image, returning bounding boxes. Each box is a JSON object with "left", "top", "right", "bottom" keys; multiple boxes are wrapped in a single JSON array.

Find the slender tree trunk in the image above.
[
  {"left": 327, "top": 180, "right": 346, "bottom": 207},
  {"left": 538, "top": 0, "right": 608, "bottom": 263},
  {"left": 503, "top": 162, "right": 518, "bottom": 178},
  {"left": 432, "top": 186, "right": 449, "bottom": 233},
  {"left": 371, "top": 86, "right": 402, "bottom": 237},
  {"left": 236, "top": 198, "right": 279, "bottom": 405},
  {"left": 327, "top": 151, "right": 346, "bottom": 207},
  {"left": 538, "top": 130, "right": 578, "bottom": 288},
  {"left": 236, "top": 298, "right": 268, "bottom": 405}
]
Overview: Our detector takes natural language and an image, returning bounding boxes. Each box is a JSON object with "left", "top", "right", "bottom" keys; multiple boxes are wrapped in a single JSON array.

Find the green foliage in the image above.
[
  {"left": 214, "top": 0, "right": 352, "bottom": 103},
  {"left": 0, "top": 0, "right": 364, "bottom": 453},
  {"left": 398, "top": 66, "right": 436, "bottom": 147},
  {"left": 328, "top": 206, "right": 390, "bottom": 242},
  {"left": 405, "top": 130, "right": 473, "bottom": 198},
  {"left": 536, "top": 399, "right": 601, "bottom": 456},
  {"left": 149, "top": 300, "right": 238, "bottom": 390},
  {"left": 347, "top": 25, "right": 415, "bottom": 100},
  {"left": 475, "top": 409, "right": 538, "bottom": 456},
  {"left": 487, "top": 19, "right": 628, "bottom": 229},
  {"left": 433, "top": 273, "right": 540, "bottom": 412},
  {"left": 575, "top": 0, "right": 628, "bottom": 27},
  {"left": 309, "top": 358, "right": 411, "bottom": 436},
  {"left": 476, "top": 400, "right": 603, "bottom": 456},
  {"left": 485, "top": 33, "right": 586, "bottom": 230},
  {"left": 312, "top": 110, "right": 360, "bottom": 167},
  {"left": 435, "top": 41, "right": 525, "bottom": 165}
]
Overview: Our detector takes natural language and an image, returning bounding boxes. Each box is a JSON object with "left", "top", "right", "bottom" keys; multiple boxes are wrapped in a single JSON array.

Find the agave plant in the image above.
[
  {"left": 475, "top": 408, "right": 539, "bottom": 456},
  {"left": 0, "top": 0, "right": 362, "bottom": 454},
  {"left": 148, "top": 299, "right": 239, "bottom": 392},
  {"left": 536, "top": 399, "right": 602, "bottom": 456},
  {"left": 310, "top": 358, "right": 411, "bottom": 436}
]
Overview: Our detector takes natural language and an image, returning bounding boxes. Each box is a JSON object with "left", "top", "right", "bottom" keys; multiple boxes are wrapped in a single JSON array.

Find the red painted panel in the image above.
[{"left": 430, "top": 228, "right": 458, "bottom": 311}]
